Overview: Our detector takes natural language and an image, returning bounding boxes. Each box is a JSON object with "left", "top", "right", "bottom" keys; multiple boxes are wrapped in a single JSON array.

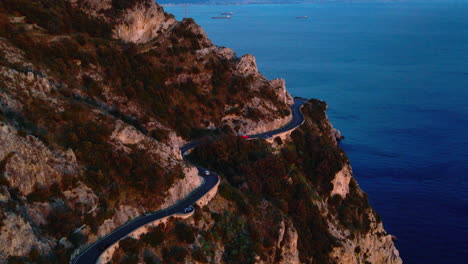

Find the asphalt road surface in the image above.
[{"left": 72, "top": 98, "right": 307, "bottom": 264}]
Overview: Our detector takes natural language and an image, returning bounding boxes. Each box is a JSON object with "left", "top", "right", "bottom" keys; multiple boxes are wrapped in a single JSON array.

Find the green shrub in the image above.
[
  {"left": 218, "top": 183, "right": 234, "bottom": 201},
  {"left": 120, "top": 254, "right": 139, "bottom": 264},
  {"left": 28, "top": 247, "right": 41, "bottom": 261},
  {"left": 119, "top": 237, "right": 139, "bottom": 255},
  {"left": 26, "top": 185, "right": 49, "bottom": 203},
  {"left": 193, "top": 204, "right": 203, "bottom": 222},
  {"left": 274, "top": 136, "right": 283, "bottom": 145},
  {"left": 141, "top": 226, "right": 165, "bottom": 247},
  {"left": 163, "top": 246, "right": 188, "bottom": 262},
  {"left": 0, "top": 152, "right": 13, "bottom": 186},
  {"left": 192, "top": 247, "right": 208, "bottom": 263},
  {"left": 191, "top": 65, "right": 200, "bottom": 74},
  {"left": 1, "top": 0, "right": 111, "bottom": 37},
  {"left": 174, "top": 222, "right": 195, "bottom": 243},
  {"left": 143, "top": 253, "right": 160, "bottom": 264},
  {"left": 7, "top": 256, "right": 26, "bottom": 264},
  {"left": 44, "top": 204, "right": 81, "bottom": 237},
  {"left": 68, "top": 231, "right": 86, "bottom": 247}
]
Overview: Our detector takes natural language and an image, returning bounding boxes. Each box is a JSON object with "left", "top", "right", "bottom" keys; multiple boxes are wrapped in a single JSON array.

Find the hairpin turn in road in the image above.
[{"left": 72, "top": 98, "right": 307, "bottom": 264}]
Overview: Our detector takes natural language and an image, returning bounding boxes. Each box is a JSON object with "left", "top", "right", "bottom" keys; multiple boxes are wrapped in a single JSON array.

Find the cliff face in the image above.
[
  {"left": 0, "top": 123, "right": 80, "bottom": 196},
  {"left": 112, "top": 1, "right": 175, "bottom": 43},
  {"left": 0, "top": 213, "right": 53, "bottom": 259},
  {"left": 185, "top": 100, "right": 402, "bottom": 264},
  {"left": 0, "top": 1, "right": 400, "bottom": 263},
  {"left": 68, "top": 0, "right": 177, "bottom": 43}
]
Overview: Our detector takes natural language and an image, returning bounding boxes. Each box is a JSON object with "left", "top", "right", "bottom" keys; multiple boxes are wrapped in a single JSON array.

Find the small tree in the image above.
[
  {"left": 174, "top": 222, "right": 195, "bottom": 244},
  {"left": 164, "top": 246, "right": 187, "bottom": 262},
  {"left": 28, "top": 247, "right": 41, "bottom": 261},
  {"left": 119, "top": 237, "right": 139, "bottom": 255},
  {"left": 192, "top": 247, "right": 208, "bottom": 263},
  {"left": 141, "top": 226, "right": 165, "bottom": 247}
]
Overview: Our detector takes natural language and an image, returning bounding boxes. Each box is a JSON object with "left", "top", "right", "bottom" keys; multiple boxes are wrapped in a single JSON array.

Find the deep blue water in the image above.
[{"left": 166, "top": 1, "right": 468, "bottom": 263}]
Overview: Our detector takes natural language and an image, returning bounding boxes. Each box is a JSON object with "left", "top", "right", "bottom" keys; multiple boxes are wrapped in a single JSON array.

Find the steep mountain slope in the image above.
[{"left": 0, "top": 0, "right": 401, "bottom": 263}]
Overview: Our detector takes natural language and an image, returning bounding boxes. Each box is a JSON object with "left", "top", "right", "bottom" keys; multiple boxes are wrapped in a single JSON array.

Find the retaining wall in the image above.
[{"left": 97, "top": 180, "right": 220, "bottom": 264}]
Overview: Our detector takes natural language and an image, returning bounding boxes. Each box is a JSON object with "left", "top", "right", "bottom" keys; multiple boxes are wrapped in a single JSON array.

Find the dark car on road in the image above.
[{"left": 184, "top": 206, "right": 194, "bottom": 213}]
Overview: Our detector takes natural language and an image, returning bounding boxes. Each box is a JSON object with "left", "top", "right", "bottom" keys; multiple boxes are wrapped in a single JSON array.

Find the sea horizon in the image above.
[{"left": 160, "top": 0, "right": 468, "bottom": 7}]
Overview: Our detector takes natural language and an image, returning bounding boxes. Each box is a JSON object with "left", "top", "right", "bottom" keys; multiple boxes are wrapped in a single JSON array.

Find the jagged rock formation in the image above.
[
  {"left": 0, "top": 213, "right": 53, "bottom": 259},
  {"left": 330, "top": 216, "right": 402, "bottom": 264},
  {"left": 222, "top": 54, "right": 294, "bottom": 134},
  {"left": 112, "top": 1, "right": 175, "bottom": 43},
  {"left": 275, "top": 219, "right": 301, "bottom": 264},
  {"left": 331, "top": 165, "right": 353, "bottom": 198},
  {"left": 0, "top": 123, "right": 80, "bottom": 195},
  {"left": 0, "top": 0, "right": 401, "bottom": 263},
  {"left": 236, "top": 54, "right": 260, "bottom": 77},
  {"left": 68, "top": 0, "right": 177, "bottom": 43}
]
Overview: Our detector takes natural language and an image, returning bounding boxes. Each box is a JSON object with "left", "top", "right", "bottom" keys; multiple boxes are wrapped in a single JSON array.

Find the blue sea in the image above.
[{"left": 166, "top": 1, "right": 468, "bottom": 263}]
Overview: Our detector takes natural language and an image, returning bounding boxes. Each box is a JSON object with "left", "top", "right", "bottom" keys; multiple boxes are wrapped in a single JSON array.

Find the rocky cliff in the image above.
[
  {"left": 0, "top": 0, "right": 401, "bottom": 263},
  {"left": 186, "top": 100, "right": 402, "bottom": 264},
  {"left": 68, "top": 0, "right": 177, "bottom": 43}
]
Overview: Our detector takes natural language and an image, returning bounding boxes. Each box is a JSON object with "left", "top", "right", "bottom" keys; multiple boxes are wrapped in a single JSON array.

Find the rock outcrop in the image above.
[
  {"left": 69, "top": 0, "right": 176, "bottom": 43},
  {"left": 63, "top": 183, "right": 99, "bottom": 214},
  {"left": 0, "top": 213, "right": 52, "bottom": 259},
  {"left": 222, "top": 54, "right": 294, "bottom": 134},
  {"left": 235, "top": 54, "right": 260, "bottom": 77},
  {"left": 110, "top": 120, "right": 184, "bottom": 166},
  {"left": 270, "top": 78, "right": 295, "bottom": 106},
  {"left": 0, "top": 123, "right": 80, "bottom": 195},
  {"left": 160, "top": 166, "right": 202, "bottom": 209},
  {"left": 112, "top": 1, "right": 176, "bottom": 43},
  {"left": 329, "top": 212, "right": 402, "bottom": 264},
  {"left": 275, "top": 219, "right": 301, "bottom": 264},
  {"left": 96, "top": 205, "right": 142, "bottom": 238},
  {"left": 331, "top": 165, "right": 353, "bottom": 198}
]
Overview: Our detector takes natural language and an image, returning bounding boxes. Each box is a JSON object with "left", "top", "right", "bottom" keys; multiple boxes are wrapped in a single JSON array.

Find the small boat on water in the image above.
[
  {"left": 212, "top": 16, "right": 231, "bottom": 19},
  {"left": 296, "top": 16, "right": 308, "bottom": 19},
  {"left": 221, "top": 12, "right": 234, "bottom": 15}
]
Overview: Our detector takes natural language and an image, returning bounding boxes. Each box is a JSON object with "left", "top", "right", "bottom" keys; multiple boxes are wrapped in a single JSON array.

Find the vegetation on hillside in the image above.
[
  {"left": 0, "top": 0, "right": 291, "bottom": 262},
  {"left": 186, "top": 100, "right": 377, "bottom": 263},
  {"left": 104, "top": 100, "right": 377, "bottom": 264},
  {"left": 0, "top": 0, "right": 287, "bottom": 138},
  {"left": 0, "top": 1, "right": 381, "bottom": 263},
  {"left": 0, "top": 0, "right": 111, "bottom": 36}
]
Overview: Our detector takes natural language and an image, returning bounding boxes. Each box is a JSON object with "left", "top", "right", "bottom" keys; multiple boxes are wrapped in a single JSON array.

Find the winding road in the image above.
[{"left": 72, "top": 98, "right": 308, "bottom": 264}]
